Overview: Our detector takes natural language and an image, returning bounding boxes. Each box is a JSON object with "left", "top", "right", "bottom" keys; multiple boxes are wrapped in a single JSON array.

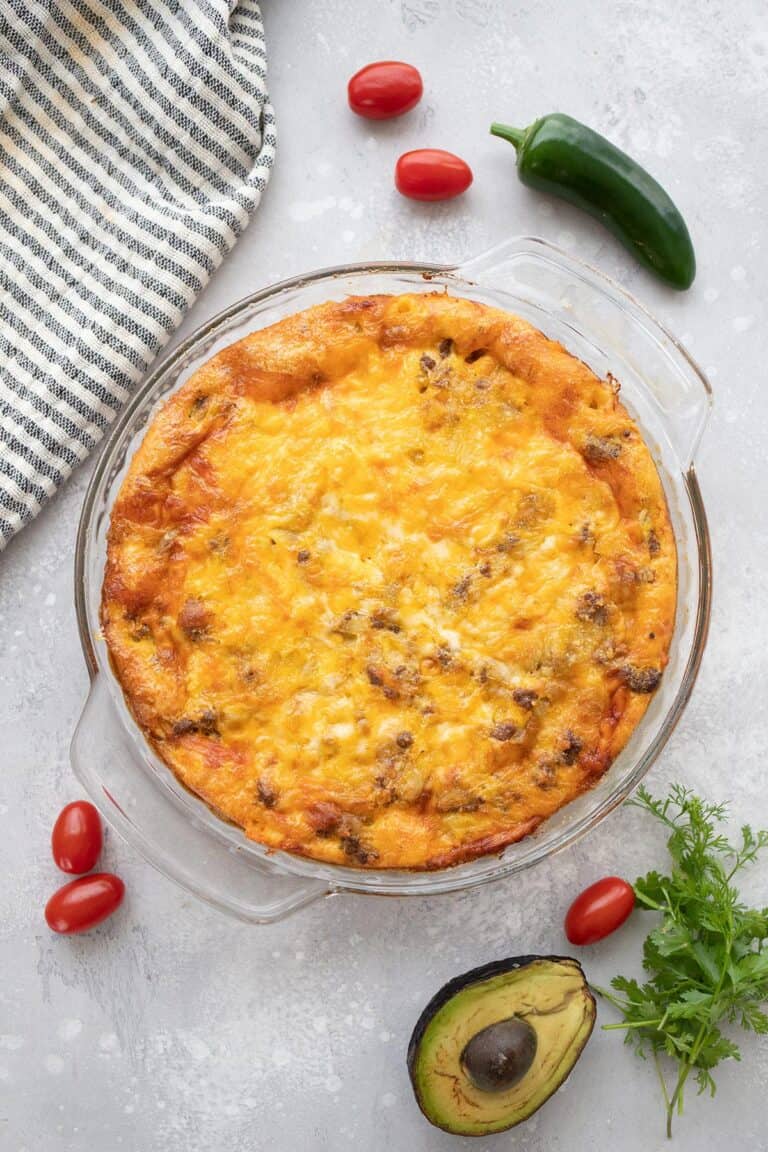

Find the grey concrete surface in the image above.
[{"left": 2, "top": 1, "right": 767, "bottom": 1148}]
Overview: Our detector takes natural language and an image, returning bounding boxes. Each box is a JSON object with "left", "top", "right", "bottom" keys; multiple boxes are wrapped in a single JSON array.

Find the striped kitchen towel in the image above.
[{"left": 0, "top": 0, "right": 276, "bottom": 549}]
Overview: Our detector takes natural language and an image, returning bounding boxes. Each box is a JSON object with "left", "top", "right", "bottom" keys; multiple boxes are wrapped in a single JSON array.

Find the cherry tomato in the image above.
[
  {"left": 395, "top": 149, "right": 473, "bottom": 202},
  {"left": 565, "top": 876, "right": 635, "bottom": 945},
  {"left": 51, "top": 800, "right": 103, "bottom": 874},
  {"left": 45, "top": 874, "right": 125, "bottom": 935},
  {"left": 348, "top": 61, "right": 423, "bottom": 120}
]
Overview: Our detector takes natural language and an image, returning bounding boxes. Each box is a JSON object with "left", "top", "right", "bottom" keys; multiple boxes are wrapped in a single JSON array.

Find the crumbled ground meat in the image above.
[
  {"left": 560, "top": 731, "right": 582, "bottom": 765},
  {"left": 490, "top": 721, "right": 519, "bottom": 742},
  {"left": 533, "top": 762, "right": 558, "bottom": 790},
  {"left": 341, "top": 836, "right": 379, "bottom": 865},
  {"left": 621, "top": 665, "right": 662, "bottom": 693},
  {"left": 575, "top": 590, "right": 609, "bottom": 625},
  {"left": 336, "top": 812, "right": 378, "bottom": 863},
  {"left": 438, "top": 338, "right": 454, "bottom": 358},
  {"left": 451, "top": 574, "right": 472, "bottom": 601},
  {"left": 307, "top": 802, "right": 343, "bottom": 836},
  {"left": 198, "top": 709, "right": 219, "bottom": 736},
  {"left": 256, "top": 779, "right": 278, "bottom": 808},
  {"left": 436, "top": 645, "right": 453, "bottom": 667},
  {"left": 434, "top": 789, "right": 483, "bottom": 813},
  {"left": 365, "top": 663, "right": 411, "bottom": 701},
  {"left": 171, "top": 709, "right": 219, "bottom": 738},
  {"left": 512, "top": 688, "right": 538, "bottom": 710},
  {"left": 178, "top": 598, "right": 211, "bottom": 639},
  {"left": 583, "top": 435, "right": 622, "bottom": 463},
  {"left": 171, "top": 717, "right": 198, "bottom": 737},
  {"left": 371, "top": 607, "right": 401, "bottom": 633}
]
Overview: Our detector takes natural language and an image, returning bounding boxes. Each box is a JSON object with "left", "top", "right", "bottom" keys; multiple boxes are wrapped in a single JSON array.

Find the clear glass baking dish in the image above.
[{"left": 72, "top": 237, "right": 712, "bottom": 923}]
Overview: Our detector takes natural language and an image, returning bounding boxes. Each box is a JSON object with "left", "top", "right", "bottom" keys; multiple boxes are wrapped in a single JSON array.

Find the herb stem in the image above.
[
  {"left": 602, "top": 1019, "right": 664, "bottom": 1031},
  {"left": 667, "top": 1061, "right": 692, "bottom": 1137},
  {"left": 590, "top": 984, "right": 628, "bottom": 1010},
  {"left": 652, "top": 1049, "right": 672, "bottom": 1134},
  {"left": 633, "top": 893, "right": 665, "bottom": 911}
]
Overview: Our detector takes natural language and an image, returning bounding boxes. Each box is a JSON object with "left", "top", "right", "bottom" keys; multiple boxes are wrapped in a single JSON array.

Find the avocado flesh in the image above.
[{"left": 410, "top": 957, "right": 595, "bottom": 1136}]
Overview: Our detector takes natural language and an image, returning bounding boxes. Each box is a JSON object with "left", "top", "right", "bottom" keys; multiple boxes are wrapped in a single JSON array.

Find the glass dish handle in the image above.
[
  {"left": 70, "top": 677, "right": 330, "bottom": 924},
  {"left": 456, "top": 236, "right": 713, "bottom": 468}
]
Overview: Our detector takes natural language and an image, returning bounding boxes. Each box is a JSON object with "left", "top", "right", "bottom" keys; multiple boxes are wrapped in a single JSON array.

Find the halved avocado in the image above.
[{"left": 407, "top": 956, "right": 595, "bottom": 1136}]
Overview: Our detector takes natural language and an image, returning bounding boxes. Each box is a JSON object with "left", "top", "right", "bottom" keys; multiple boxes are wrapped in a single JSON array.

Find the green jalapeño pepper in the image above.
[{"left": 490, "top": 114, "right": 696, "bottom": 290}]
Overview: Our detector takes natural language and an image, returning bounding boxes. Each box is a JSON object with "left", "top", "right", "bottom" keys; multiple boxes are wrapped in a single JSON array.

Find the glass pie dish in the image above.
[{"left": 72, "top": 237, "right": 712, "bottom": 923}]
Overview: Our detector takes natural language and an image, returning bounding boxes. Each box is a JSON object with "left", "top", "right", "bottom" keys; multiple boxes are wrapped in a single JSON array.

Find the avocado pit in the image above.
[{"left": 460, "top": 1015, "right": 537, "bottom": 1093}]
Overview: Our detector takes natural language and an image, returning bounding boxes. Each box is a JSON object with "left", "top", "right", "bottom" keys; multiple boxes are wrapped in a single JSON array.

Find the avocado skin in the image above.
[{"left": 407, "top": 955, "right": 596, "bottom": 1137}]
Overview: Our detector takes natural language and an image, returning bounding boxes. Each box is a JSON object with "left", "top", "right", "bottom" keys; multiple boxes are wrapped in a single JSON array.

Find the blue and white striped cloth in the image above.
[{"left": 0, "top": 0, "right": 275, "bottom": 549}]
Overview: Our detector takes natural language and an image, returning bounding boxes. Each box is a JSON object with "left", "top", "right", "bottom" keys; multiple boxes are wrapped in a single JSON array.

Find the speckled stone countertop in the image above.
[{"left": 2, "top": 2, "right": 767, "bottom": 1149}]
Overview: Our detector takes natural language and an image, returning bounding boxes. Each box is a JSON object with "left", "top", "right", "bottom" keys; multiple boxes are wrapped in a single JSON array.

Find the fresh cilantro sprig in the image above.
[{"left": 595, "top": 784, "right": 768, "bottom": 1137}]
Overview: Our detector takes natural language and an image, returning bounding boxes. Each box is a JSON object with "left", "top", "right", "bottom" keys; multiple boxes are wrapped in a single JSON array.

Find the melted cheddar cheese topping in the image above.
[{"left": 102, "top": 294, "right": 676, "bottom": 869}]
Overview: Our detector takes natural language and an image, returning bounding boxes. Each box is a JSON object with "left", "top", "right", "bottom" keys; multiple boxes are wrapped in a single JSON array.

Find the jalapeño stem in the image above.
[{"left": 489, "top": 123, "right": 526, "bottom": 151}]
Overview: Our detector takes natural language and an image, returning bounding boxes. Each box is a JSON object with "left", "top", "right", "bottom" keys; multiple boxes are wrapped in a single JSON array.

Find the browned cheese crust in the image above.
[{"left": 102, "top": 294, "right": 676, "bottom": 869}]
